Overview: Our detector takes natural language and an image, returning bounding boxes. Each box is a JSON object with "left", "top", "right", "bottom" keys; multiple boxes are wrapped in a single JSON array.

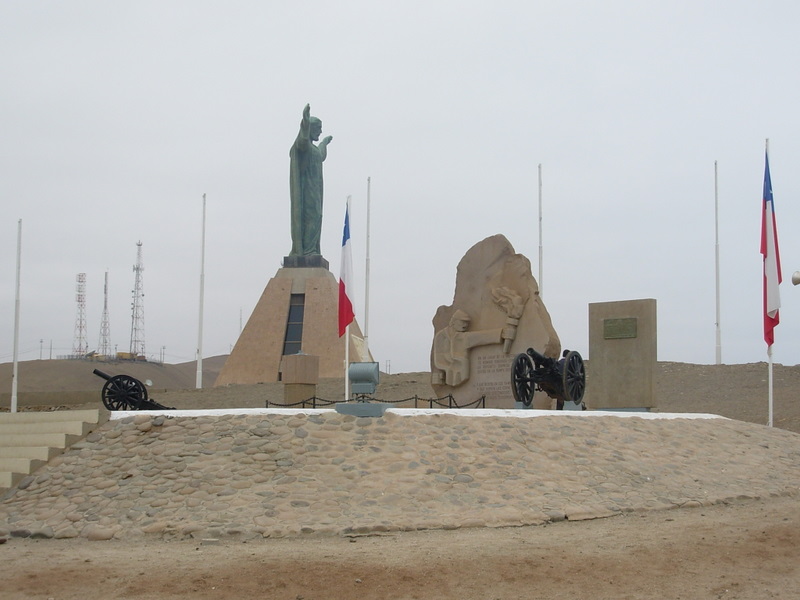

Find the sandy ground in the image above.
[
  {"left": 3, "top": 496, "right": 798, "bottom": 600},
  {"left": 1, "top": 359, "right": 799, "bottom": 599}
]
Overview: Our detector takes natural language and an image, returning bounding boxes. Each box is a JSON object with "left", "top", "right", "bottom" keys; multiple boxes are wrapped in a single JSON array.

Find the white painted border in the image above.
[{"left": 109, "top": 408, "right": 727, "bottom": 421}]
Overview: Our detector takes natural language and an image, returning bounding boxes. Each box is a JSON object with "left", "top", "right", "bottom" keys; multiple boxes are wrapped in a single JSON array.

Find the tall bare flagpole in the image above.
[
  {"left": 11, "top": 219, "right": 22, "bottom": 413},
  {"left": 714, "top": 161, "right": 722, "bottom": 364},
  {"left": 364, "top": 177, "right": 371, "bottom": 355},
  {"left": 196, "top": 194, "right": 206, "bottom": 389},
  {"left": 538, "top": 164, "right": 543, "bottom": 297}
]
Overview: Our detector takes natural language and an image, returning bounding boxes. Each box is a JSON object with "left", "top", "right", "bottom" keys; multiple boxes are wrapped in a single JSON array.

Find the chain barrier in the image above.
[{"left": 265, "top": 395, "right": 486, "bottom": 410}]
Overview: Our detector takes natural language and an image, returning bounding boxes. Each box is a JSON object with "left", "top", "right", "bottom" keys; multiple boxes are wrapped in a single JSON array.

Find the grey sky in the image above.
[{"left": 2, "top": 1, "right": 800, "bottom": 373}]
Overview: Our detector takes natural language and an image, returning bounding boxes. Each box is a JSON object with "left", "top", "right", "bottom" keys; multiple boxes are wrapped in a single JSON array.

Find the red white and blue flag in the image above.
[
  {"left": 761, "top": 150, "right": 782, "bottom": 347},
  {"left": 338, "top": 201, "right": 355, "bottom": 337}
]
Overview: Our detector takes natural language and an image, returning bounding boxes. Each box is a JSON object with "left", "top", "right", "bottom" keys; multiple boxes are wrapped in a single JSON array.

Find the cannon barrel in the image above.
[
  {"left": 93, "top": 369, "right": 112, "bottom": 381},
  {"left": 526, "top": 347, "right": 556, "bottom": 369}
]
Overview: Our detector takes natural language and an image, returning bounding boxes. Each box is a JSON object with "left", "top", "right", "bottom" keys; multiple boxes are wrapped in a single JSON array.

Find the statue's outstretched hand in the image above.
[
  {"left": 303, "top": 104, "right": 311, "bottom": 119},
  {"left": 322, "top": 135, "right": 333, "bottom": 145}
]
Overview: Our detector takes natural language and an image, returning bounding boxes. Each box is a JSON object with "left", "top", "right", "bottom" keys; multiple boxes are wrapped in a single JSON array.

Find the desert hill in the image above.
[{"left": 0, "top": 355, "right": 228, "bottom": 392}]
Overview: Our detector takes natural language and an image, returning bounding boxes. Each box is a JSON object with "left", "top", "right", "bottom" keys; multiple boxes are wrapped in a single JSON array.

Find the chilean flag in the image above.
[
  {"left": 338, "top": 201, "right": 355, "bottom": 337},
  {"left": 761, "top": 149, "right": 782, "bottom": 347}
]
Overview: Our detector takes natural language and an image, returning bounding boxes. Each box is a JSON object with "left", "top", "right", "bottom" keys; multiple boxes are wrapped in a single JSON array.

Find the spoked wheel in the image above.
[
  {"left": 561, "top": 350, "right": 586, "bottom": 405},
  {"left": 101, "top": 375, "right": 149, "bottom": 411},
  {"left": 510, "top": 353, "right": 535, "bottom": 406}
]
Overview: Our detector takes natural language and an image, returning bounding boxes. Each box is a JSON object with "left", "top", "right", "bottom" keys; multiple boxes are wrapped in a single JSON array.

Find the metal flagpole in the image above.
[
  {"left": 760, "top": 137, "right": 783, "bottom": 427},
  {"left": 538, "top": 164, "right": 543, "bottom": 297},
  {"left": 766, "top": 138, "right": 774, "bottom": 427},
  {"left": 344, "top": 196, "right": 352, "bottom": 402},
  {"left": 768, "top": 345, "right": 774, "bottom": 427},
  {"left": 344, "top": 324, "right": 350, "bottom": 402},
  {"left": 11, "top": 219, "right": 22, "bottom": 413},
  {"left": 365, "top": 177, "right": 371, "bottom": 355},
  {"left": 196, "top": 194, "right": 206, "bottom": 389},
  {"left": 714, "top": 161, "right": 722, "bottom": 364}
]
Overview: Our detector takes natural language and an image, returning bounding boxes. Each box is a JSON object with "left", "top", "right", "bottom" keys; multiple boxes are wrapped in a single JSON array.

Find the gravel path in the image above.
[{"left": 1, "top": 409, "right": 799, "bottom": 541}]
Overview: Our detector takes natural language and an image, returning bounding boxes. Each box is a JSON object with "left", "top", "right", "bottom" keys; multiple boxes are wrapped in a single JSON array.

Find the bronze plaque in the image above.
[{"left": 604, "top": 317, "right": 637, "bottom": 339}]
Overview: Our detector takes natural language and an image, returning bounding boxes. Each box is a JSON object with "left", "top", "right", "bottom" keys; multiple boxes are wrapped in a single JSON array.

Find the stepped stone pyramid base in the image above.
[{"left": 215, "top": 265, "right": 371, "bottom": 386}]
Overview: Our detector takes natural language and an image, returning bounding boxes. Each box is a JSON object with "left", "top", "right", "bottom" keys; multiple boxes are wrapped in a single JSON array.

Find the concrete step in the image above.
[
  {"left": 0, "top": 446, "right": 60, "bottom": 461},
  {"left": 0, "top": 409, "right": 101, "bottom": 425},
  {"left": 0, "top": 409, "right": 106, "bottom": 496},
  {"left": 0, "top": 457, "right": 46, "bottom": 474},
  {"left": 0, "top": 421, "right": 93, "bottom": 436},
  {"left": 0, "top": 471, "right": 24, "bottom": 490},
  {"left": 0, "top": 432, "right": 81, "bottom": 449}
]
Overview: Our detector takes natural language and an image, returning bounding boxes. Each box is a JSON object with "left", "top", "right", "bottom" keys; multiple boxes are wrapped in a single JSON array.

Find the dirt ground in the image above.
[
  {"left": 4, "top": 495, "right": 798, "bottom": 600},
  {"left": 2, "top": 359, "right": 799, "bottom": 598}
]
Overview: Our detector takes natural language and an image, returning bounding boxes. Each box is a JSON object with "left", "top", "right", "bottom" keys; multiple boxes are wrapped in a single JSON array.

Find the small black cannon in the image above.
[
  {"left": 510, "top": 348, "right": 586, "bottom": 410},
  {"left": 93, "top": 369, "right": 174, "bottom": 411}
]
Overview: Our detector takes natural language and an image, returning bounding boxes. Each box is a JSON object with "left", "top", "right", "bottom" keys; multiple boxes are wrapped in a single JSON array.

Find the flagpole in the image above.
[
  {"left": 763, "top": 137, "right": 777, "bottom": 428},
  {"left": 344, "top": 324, "right": 350, "bottom": 402},
  {"left": 11, "top": 219, "right": 22, "bottom": 413},
  {"left": 196, "top": 193, "right": 206, "bottom": 389},
  {"left": 768, "top": 345, "right": 774, "bottom": 427},
  {"left": 766, "top": 138, "right": 773, "bottom": 427},
  {"left": 538, "top": 163, "right": 543, "bottom": 297},
  {"left": 364, "top": 177, "right": 371, "bottom": 355},
  {"left": 714, "top": 161, "right": 722, "bottom": 364},
  {"left": 343, "top": 196, "right": 352, "bottom": 402}
]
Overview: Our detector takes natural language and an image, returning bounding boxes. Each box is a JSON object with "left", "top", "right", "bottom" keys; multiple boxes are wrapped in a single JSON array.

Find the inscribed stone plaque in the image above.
[{"left": 603, "top": 318, "right": 638, "bottom": 339}]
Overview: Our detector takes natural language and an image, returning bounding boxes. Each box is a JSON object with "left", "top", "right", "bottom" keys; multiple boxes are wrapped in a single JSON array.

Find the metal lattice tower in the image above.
[
  {"left": 73, "top": 273, "right": 88, "bottom": 356},
  {"left": 129, "top": 241, "right": 146, "bottom": 358},
  {"left": 98, "top": 270, "right": 112, "bottom": 357}
]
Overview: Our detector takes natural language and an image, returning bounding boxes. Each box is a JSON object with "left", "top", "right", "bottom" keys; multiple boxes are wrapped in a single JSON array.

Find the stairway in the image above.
[{"left": 0, "top": 409, "right": 106, "bottom": 494}]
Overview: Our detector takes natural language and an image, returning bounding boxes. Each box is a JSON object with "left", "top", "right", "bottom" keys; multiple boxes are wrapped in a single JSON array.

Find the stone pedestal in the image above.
[
  {"left": 214, "top": 266, "right": 370, "bottom": 386},
  {"left": 282, "top": 255, "right": 329, "bottom": 269},
  {"left": 586, "top": 299, "right": 657, "bottom": 410},
  {"left": 280, "top": 354, "right": 319, "bottom": 404},
  {"left": 282, "top": 384, "right": 317, "bottom": 405}
]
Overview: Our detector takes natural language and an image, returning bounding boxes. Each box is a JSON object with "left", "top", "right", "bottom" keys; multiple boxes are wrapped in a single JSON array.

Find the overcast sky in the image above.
[{"left": 2, "top": 1, "right": 800, "bottom": 373}]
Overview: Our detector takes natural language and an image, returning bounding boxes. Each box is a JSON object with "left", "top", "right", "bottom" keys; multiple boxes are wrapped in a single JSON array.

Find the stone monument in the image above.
[
  {"left": 215, "top": 104, "right": 370, "bottom": 386},
  {"left": 586, "top": 299, "right": 657, "bottom": 410},
  {"left": 430, "top": 234, "right": 561, "bottom": 408}
]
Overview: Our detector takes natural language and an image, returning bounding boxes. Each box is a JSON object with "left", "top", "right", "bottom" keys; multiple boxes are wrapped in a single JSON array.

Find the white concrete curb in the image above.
[{"left": 109, "top": 407, "right": 727, "bottom": 421}]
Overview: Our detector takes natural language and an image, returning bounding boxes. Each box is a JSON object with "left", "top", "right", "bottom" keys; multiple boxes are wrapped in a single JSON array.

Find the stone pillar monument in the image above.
[
  {"left": 215, "top": 105, "right": 370, "bottom": 386},
  {"left": 586, "top": 299, "right": 657, "bottom": 410}
]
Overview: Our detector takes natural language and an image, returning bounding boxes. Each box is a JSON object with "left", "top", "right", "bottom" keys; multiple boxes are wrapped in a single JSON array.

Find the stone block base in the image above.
[
  {"left": 283, "top": 384, "right": 317, "bottom": 405},
  {"left": 282, "top": 255, "right": 329, "bottom": 269}
]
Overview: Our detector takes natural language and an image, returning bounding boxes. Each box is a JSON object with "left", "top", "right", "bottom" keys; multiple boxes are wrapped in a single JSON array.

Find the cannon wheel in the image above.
[
  {"left": 101, "top": 374, "right": 149, "bottom": 411},
  {"left": 510, "top": 353, "right": 535, "bottom": 407},
  {"left": 561, "top": 350, "right": 586, "bottom": 405}
]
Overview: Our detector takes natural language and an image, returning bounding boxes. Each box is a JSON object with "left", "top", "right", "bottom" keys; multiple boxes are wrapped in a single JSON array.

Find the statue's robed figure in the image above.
[{"left": 289, "top": 103, "right": 332, "bottom": 257}]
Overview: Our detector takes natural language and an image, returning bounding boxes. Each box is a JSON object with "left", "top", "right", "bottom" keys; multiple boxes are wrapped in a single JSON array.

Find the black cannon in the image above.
[
  {"left": 510, "top": 348, "right": 586, "bottom": 410},
  {"left": 92, "top": 369, "right": 174, "bottom": 411}
]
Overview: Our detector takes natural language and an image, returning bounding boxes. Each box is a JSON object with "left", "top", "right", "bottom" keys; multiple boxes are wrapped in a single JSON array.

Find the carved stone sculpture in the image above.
[
  {"left": 433, "top": 309, "right": 504, "bottom": 387},
  {"left": 430, "top": 234, "right": 561, "bottom": 408}
]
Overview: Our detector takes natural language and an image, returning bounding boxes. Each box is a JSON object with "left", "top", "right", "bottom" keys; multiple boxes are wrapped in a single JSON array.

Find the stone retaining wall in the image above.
[{"left": 1, "top": 410, "right": 798, "bottom": 541}]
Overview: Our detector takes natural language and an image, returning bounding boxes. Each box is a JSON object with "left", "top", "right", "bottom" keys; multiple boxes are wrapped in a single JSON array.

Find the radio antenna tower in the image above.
[
  {"left": 73, "top": 273, "right": 88, "bottom": 356},
  {"left": 98, "top": 270, "right": 112, "bottom": 357},
  {"left": 129, "top": 241, "right": 146, "bottom": 358}
]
